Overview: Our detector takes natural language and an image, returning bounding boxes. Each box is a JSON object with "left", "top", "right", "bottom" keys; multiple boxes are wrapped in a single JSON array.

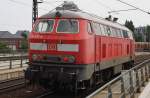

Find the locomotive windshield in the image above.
[
  {"left": 35, "top": 20, "right": 54, "bottom": 33},
  {"left": 57, "top": 19, "right": 78, "bottom": 33}
]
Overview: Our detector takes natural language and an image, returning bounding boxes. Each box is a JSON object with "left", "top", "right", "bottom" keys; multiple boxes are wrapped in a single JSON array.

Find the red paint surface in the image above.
[{"left": 29, "top": 18, "right": 135, "bottom": 64}]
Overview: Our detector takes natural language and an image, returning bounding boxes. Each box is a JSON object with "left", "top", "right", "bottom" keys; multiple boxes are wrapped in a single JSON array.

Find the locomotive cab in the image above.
[{"left": 29, "top": 17, "right": 95, "bottom": 64}]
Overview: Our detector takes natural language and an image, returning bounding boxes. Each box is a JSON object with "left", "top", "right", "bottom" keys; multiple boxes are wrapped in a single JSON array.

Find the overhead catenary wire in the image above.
[
  {"left": 44, "top": 0, "right": 78, "bottom": 3},
  {"left": 94, "top": 0, "right": 125, "bottom": 15},
  {"left": 85, "top": 0, "right": 112, "bottom": 17},
  {"left": 108, "top": 8, "right": 137, "bottom": 14},
  {"left": 8, "top": 0, "right": 50, "bottom": 11},
  {"left": 8, "top": 0, "right": 31, "bottom": 7},
  {"left": 48, "top": 2, "right": 66, "bottom": 13},
  {"left": 42, "top": 0, "right": 64, "bottom": 4},
  {"left": 95, "top": 0, "right": 114, "bottom": 11},
  {"left": 39, "top": 1, "right": 104, "bottom": 20},
  {"left": 6, "top": 0, "right": 150, "bottom": 15},
  {"left": 38, "top": 0, "right": 62, "bottom": 8},
  {"left": 116, "top": 0, "right": 150, "bottom": 14}
]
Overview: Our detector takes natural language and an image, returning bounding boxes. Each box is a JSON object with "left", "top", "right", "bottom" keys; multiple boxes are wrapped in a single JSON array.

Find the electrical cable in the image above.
[
  {"left": 95, "top": 0, "right": 114, "bottom": 11},
  {"left": 108, "top": 8, "right": 137, "bottom": 14},
  {"left": 8, "top": 0, "right": 49, "bottom": 11},
  {"left": 116, "top": 0, "right": 150, "bottom": 14}
]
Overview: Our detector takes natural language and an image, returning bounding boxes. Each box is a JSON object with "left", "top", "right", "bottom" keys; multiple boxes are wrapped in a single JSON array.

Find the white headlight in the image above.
[
  {"left": 57, "top": 44, "right": 79, "bottom": 52},
  {"left": 32, "top": 54, "right": 38, "bottom": 60},
  {"left": 30, "top": 43, "right": 47, "bottom": 50}
]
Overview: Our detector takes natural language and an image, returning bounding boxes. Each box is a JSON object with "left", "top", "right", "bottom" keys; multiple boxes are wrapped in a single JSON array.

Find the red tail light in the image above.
[
  {"left": 63, "top": 57, "right": 69, "bottom": 62},
  {"left": 62, "top": 56, "right": 75, "bottom": 63},
  {"left": 37, "top": 55, "right": 43, "bottom": 60}
]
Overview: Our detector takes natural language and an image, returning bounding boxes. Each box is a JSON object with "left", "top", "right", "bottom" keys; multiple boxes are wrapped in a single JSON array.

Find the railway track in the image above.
[
  {"left": 35, "top": 90, "right": 56, "bottom": 98},
  {"left": 135, "top": 53, "right": 150, "bottom": 64},
  {"left": 0, "top": 77, "right": 26, "bottom": 94},
  {"left": 34, "top": 91, "right": 78, "bottom": 98}
]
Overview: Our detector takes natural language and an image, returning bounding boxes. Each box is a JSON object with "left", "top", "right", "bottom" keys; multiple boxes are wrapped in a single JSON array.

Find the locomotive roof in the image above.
[{"left": 40, "top": 10, "right": 130, "bottom": 32}]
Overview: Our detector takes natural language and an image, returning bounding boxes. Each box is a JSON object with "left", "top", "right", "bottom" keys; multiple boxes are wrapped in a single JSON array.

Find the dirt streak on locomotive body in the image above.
[{"left": 25, "top": 2, "right": 135, "bottom": 92}]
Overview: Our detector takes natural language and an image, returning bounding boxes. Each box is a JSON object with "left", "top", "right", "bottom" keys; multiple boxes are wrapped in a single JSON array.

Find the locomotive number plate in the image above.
[{"left": 48, "top": 44, "right": 57, "bottom": 50}]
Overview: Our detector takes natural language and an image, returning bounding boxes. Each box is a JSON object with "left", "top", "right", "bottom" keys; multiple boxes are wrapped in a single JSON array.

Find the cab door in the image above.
[{"left": 92, "top": 22, "right": 102, "bottom": 63}]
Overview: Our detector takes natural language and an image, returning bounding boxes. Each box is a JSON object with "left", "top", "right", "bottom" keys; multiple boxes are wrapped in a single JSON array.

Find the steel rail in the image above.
[
  {"left": 0, "top": 82, "right": 25, "bottom": 91},
  {"left": 0, "top": 78, "right": 27, "bottom": 94},
  {"left": 0, "top": 77, "right": 24, "bottom": 84},
  {"left": 35, "top": 90, "right": 56, "bottom": 98}
]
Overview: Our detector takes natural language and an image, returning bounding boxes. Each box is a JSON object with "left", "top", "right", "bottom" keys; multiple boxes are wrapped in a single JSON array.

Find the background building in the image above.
[
  {"left": 0, "top": 31, "right": 28, "bottom": 50},
  {"left": 134, "top": 26, "right": 147, "bottom": 42}
]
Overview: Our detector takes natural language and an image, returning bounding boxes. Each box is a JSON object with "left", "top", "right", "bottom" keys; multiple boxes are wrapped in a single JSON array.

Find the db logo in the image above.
[{"left": 48, "top": 44, "right": 57, "bottom": 50}]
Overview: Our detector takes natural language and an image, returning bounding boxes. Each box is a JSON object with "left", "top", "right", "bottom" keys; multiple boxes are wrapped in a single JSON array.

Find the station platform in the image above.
[
  {"left": 0, "top": 67, "right": 26, "bottom": 74},
  {"left": 87, "top": 75, "right": 150, "bottom": 98},
  {"left": 0, "top": 67, "right": 27, "bottom": 81},
  {"left": 139, "top": 80, "right": 150, "bottom": 98},
  {"left": 86, "top": 58, "right": 150, "bottom": 98},
  {"left": 90, "top": 78, "right": 141, "bottom": 98}
]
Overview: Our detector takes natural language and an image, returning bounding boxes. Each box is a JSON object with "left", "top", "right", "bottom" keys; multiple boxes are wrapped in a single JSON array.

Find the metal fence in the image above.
[
  {"left": 0, "top": 49, "right": 28, "bottom": 57},
  {"left": 0, "top": 71, "right": 24, "bottom": 81},
  {"left": 86, "top": 59, "right": 150, "bottom": 98},
  {"left": 0, "top": 49, "right": 28, "bottom": 70}
]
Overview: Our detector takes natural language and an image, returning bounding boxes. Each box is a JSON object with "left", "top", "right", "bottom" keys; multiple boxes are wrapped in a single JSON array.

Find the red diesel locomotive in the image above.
[{"left": 25, "top": 2, "right": 135, "bottom": 92}]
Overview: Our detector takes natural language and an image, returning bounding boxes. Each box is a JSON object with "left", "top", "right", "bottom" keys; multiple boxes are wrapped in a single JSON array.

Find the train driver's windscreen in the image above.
[
  {"left": 57, "top": 19, "right": 78, "bottom": 33},
  {"left": 35, "top": 20, "right": 54, "bottom": 33}
]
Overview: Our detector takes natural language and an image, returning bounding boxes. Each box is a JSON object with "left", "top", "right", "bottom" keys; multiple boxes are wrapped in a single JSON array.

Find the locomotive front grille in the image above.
[
  {"left": 45, "top": 56, "right": 61, "bottom": 62},
  {"left": 33, "top": 55, "right": 61, "bottom": 63},
  {"left": 32, "top": 54, "right": 75, "bottom": 63}
]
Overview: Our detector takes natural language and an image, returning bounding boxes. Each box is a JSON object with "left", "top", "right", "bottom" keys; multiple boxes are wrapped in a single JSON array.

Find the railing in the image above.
[
  {"left": 0, "top": 49, "right": 28, "bottom": 57},
  {"left": 0, "top": 49, "right": 28, "bottom": 69},
  {"left": 0, "top": 71, "right": 24, "bottom": 81},
  {"left": 86, "top": 59, "right": 150, "bottom": 98}
]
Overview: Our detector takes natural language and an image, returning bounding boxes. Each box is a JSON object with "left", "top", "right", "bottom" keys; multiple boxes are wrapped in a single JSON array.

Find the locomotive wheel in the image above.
[
  {"left": 123, "top": 61, "right": 134, "bottom": 70},
  {"left": 102, "top": 68, "right": 113, "bottom": 82},
  {"left": 73, "top": 80, "right": 78, "bottom": 96},
  {"left": 90, "top": 75, "right": 96, "bottom": 88}
]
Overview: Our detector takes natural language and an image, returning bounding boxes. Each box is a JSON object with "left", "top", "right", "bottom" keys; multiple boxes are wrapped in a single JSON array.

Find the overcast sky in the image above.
[{"left": 0, "top": 0, "right": 150, "bottom": 33}]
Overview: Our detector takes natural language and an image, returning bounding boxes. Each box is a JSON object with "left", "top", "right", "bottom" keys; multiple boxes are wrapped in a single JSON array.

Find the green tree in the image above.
[
  {"left": 20, "top": 32, "right": 28, "bottom": 50},
  {"left": 136, "top": 33, "right": 143, "bottom": 42},
  {"left": 0, "top": 42, "right": 10, "bottom": 53},
  {"left": 21, "top": 32, "right": 28, "bottom": 39},
  {"left": 125, "top": 20, "right": 135, "bottom": 32},
  {"left": 125, "top": 20, "right": 143, "bottom": 42},
  {"left": 146, "top": 25, "right": 150, "bottom": 42},
  {"left": 0, "top": 42, "right": 7, "bottom": 49}
]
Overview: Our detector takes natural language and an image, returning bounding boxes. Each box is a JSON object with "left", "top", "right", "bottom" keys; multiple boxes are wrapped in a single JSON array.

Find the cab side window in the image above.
[
  {"left": 128, "top": 31, "right": 133, "bottom": 39},
  {"left": 118, "top": 29, "right": 123, "bottom": 38},
  {"left": 111, "top": 27, "right": 117, "bottom": 37},
  {"left": 103, "top": 25, "right": 108, "bottom": 36},
  {"left": 106, "top": 26, "right": 111, "bottom": 36},
  {"left": 93, "top": 23, "right": 102, "bottom": 35},
  {"left": 123, "top": 30, "right": 129, "bottom": 38},
  {"left": 87, "top": 22, "right": 93, "bottom": 34},
  {"left": 99, "top": 24, "right": 106, "bottom": 36}
]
